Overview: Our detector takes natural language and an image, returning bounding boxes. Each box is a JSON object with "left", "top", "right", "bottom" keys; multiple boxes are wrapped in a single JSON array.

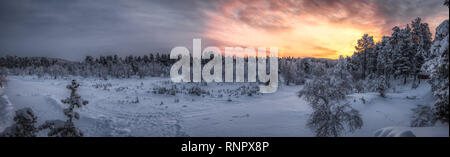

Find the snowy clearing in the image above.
[{"left": 0, "top": 76, "right": 448, "bottom": 137}]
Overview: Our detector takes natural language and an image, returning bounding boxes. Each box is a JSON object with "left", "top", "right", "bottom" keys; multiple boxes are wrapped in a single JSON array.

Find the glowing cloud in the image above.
[{"left": 203, "top": 0, "right": 448, "bottom": 58}]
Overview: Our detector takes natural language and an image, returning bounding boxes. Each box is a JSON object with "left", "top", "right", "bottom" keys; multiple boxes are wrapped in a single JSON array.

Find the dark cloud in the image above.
[
  {"left": 0, "top": 0, "right": 448, "bottom": 60},
  {"left": 370, "top": 0, "right": 448, "bottom": 34},
  {"left": 0, "top": 0, "right": 220, "bottom": 60}
]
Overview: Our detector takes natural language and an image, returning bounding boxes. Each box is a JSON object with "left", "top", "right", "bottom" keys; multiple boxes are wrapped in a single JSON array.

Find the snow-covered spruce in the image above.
[
  {"left": 39, "top": 80, "right": 88, "bottom": 137},
  {"left": 422, "top": 19, "right": 449, "bottom": 124},
  {"left": 376, "top": 75, "right": 388, "bottom": 98},
  {"left": 345, "top": 17, "right": 432, "bottom": 91},
  {"left": 0, "top": 108, "right": 38, "bottom": 137},
  {"left": 410, "top": 105, "right": 436, "bottom": 127},
  {"left": 38, "top": 120, "right": 84, "bottom": 137}
]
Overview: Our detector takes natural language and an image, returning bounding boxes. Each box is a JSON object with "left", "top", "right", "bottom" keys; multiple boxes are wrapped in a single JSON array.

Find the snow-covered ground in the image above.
[{"left": 0, "top": 76, "right": 448, "bottom": 137}]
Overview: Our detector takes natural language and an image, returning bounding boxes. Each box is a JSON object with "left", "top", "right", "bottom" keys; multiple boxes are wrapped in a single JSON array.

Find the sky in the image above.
[{"left": 0, "top": 0, "right": 448, "bottom": 60}]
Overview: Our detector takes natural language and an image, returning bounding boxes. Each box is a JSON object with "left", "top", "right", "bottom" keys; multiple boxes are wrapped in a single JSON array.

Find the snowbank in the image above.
[{"left": 374, "top": 126, "right": 449, "bottom": 137}]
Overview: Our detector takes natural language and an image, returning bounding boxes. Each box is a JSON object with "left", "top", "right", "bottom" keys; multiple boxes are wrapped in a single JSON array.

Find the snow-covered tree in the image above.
[
  {"left": 39, "top": 80, "right": 89, "bottom": 137},
  {"left": 423, "top": 20, "right": 449, "bottom": 123},
  {"left": 0, "top": 108, "right": 38, "bottom": 137},
  {"left": 376, "top": 75, "right": 388, "bottom": 98},
  {"left": 299, "top": 69, "right": 363, "bottom": 137},
  {"left": 354, "top": 34, "right": 375, "bottom": 80},
  {"left": 410, "top": 17, "right": 433, "bottom": 83},
  {"left": 410, "top": 105, "right": 436, "bottom": 127},
  {"left": 330, "top": 56, "right": 354, "bottom": 93},
  {"left": 376, "top": 36, "right": 394, "bottom": 82},
  {"left": 61, "top": 80, "right": 89, "bottom": 123},
  {"left": 0, "top": 68, "right": 6, "bottom": 88},
  {"left": 39, "top": 119, "right": 84, "bottom": 137},
  {"left": 391, "top": 25, "right": 416, "bottom": 84}
]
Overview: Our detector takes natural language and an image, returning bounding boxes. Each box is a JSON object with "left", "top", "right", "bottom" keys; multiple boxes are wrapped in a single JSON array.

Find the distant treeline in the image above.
[
  {"left": 0, "top": 53, "right": 174, "bottom": 78},
  {"left": 0, "top": 52, "right": 335, "bottom": 81}
]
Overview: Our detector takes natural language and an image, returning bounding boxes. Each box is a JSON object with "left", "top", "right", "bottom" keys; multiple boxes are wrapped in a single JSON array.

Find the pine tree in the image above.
[
  {"left": 410, "top": 105, "right": 436, "bottom": 127},
  {"left": 39, "top": 80, "right": 89, "bottom": 137},
  {"left": 354, "top": 34, "right": 375, "bottom": 80}
]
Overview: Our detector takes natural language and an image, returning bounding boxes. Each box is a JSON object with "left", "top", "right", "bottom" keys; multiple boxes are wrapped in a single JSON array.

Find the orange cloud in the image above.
[{"left": 202, "top": 0, "right": 448, "bottom": 59}]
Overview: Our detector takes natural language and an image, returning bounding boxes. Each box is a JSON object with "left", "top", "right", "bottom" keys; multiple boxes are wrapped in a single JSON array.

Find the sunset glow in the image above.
[{"left": 203, "top": 0, "right": 448, "bottom": 58}]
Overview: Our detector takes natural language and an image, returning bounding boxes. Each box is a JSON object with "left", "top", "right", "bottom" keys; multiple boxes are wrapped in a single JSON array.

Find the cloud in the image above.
[
  {"left": 0, "top": 0, "right": 215, "bottom": 60},
  {"left": 203, "top": 0, "right": 449, "bottom": 58},
  {"left": 0, "top": 0, "right": 448, "bottom": 59},
  {"left": 312, "top": 46, "right": 339, "bottom": 58}
]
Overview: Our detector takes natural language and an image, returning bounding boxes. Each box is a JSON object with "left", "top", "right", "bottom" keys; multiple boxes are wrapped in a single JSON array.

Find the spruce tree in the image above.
[
  {"left": 423, "top": 20, "right": 449, "bottom": 123},
  {"left": 0, "top": 108, "right": 38, "bottom": 137},
  {"left": 411, "top": 17, "right": 432, "bottom": 83},
  {"left": 39, "top": 80, "right": 89, "bottom": 137}
]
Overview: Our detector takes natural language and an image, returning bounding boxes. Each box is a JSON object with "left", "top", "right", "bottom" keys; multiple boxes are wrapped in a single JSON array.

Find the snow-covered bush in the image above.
[
  {"left": 376, "top": 75, "right": 388, "bottom": 97},
  {"left": 187, "top": 86, "right": 209, "bottom": 96},
  {"left": 92, "top": 83, "right": 112, "bottom": 91},
  {"left": 132, "top": 96, "right": 139, "bottom": 104},
  {"left": 329, "top": 57, "right": 354, "bottom": 94},
  {"left": 0, "top": 75, "right": 5, "bottom": 88},
  {"left": 352, "top": 80, "right": 365, "bottom": 93},
  {"left": 115, "top": 86, "right": 128, "bottom": 92},
  {"left": 39, "top": 120, "right": 84, "bottom": 137},
  {"left": 0, "top": 108, "right": 38, "bottom": 137},
  {"left": 236, "top": 85, "right": 260, "bottom": 96},
  {"left": 410, "top": 105, "right": 436, "bottom": 127},
  {"left": 152, "top": 85, "right": 179, "bottom": 96},
  {"left": 0, "top": 68, "right": 6, "bottom": 88},
  {"left": 152, "top": 83, "right": 211, "bottom": 97},
  {"left": 299, "top": 76, "right": 363, "bottom": 137},
  {"left": 39, "top": 80, "right": 88, "bottom": 137}
]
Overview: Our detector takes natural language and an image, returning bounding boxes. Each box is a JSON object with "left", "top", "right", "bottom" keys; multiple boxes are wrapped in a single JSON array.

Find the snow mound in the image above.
[
  {"left": 374, "top": 126, "right": 449, "bottom": 137},
  {"left": 0, "top": 95, "right": 14, "bottom": 131},
  {"left": 374, "top": 127, "right": 416, "bottom": 137}
]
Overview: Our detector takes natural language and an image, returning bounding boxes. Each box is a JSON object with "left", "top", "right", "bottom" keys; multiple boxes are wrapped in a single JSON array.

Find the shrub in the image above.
[
  {"left": 0, "top": 108, "right": 38, "bottom": 137},
  {"left": 410, "top": 105, "right": 436, "bottom": 127}
]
